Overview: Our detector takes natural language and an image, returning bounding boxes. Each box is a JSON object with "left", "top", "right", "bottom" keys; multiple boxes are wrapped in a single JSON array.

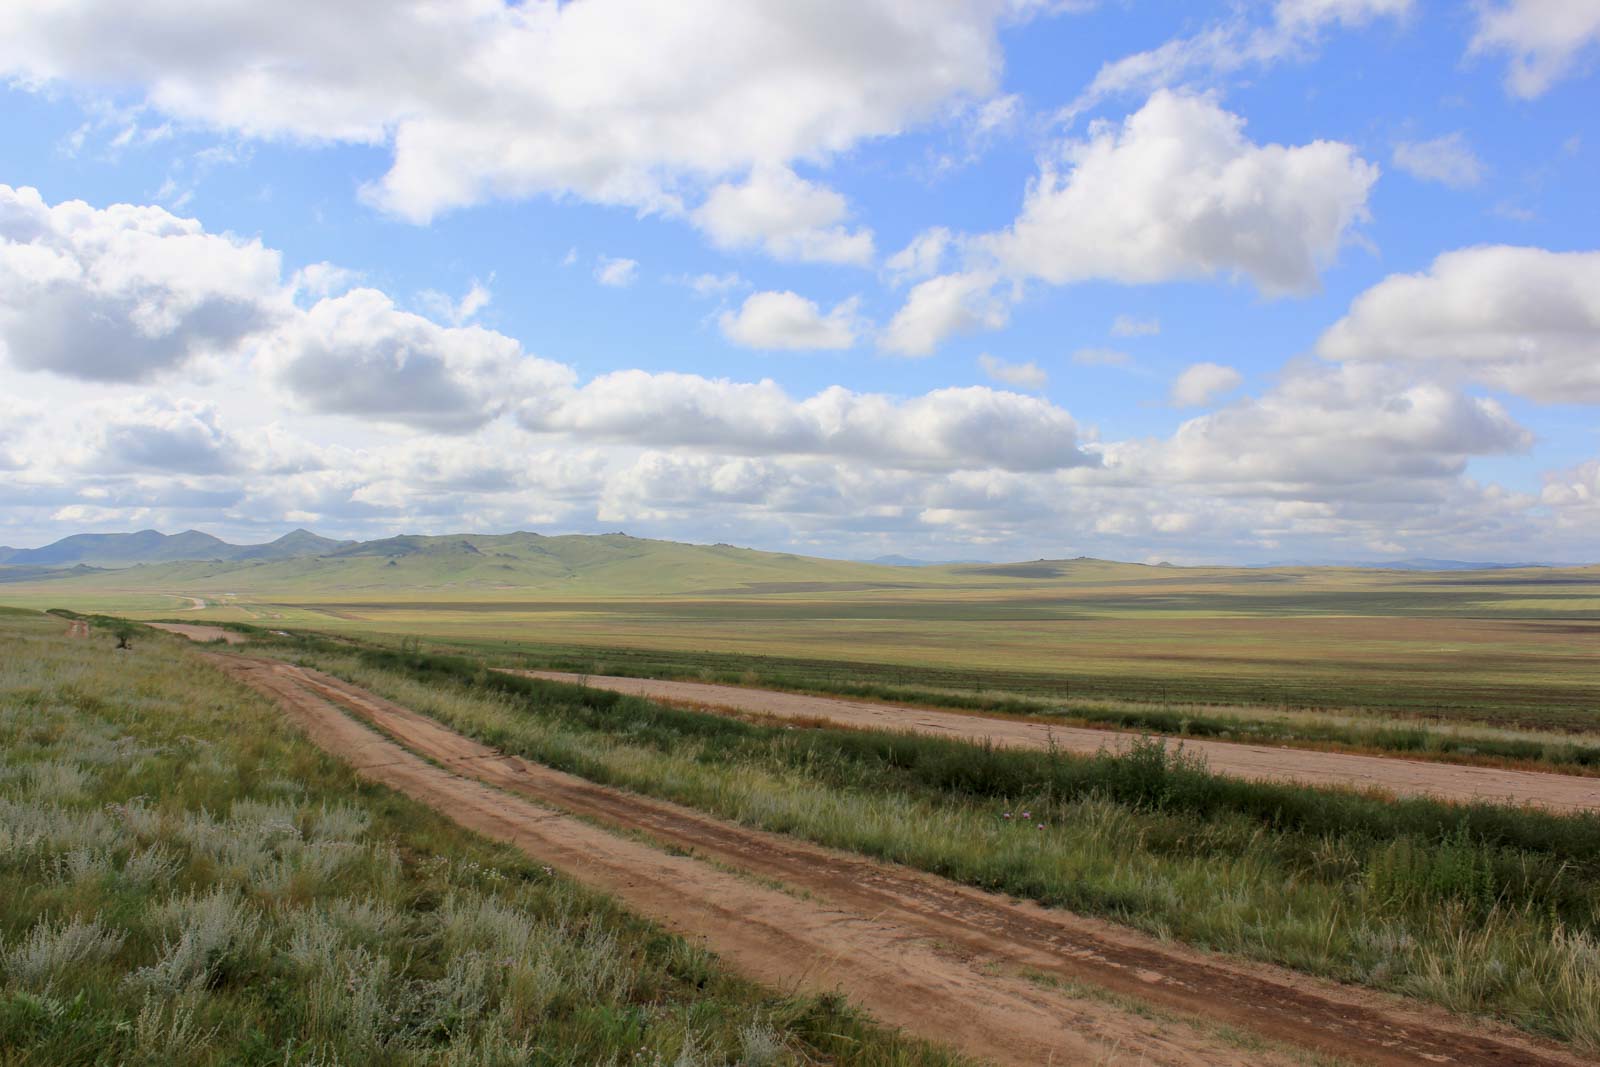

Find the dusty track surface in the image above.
[
  {"left": 522, "top": 672, "right": 1600, "bottom": 813},
  {"left": 148, "top": 622, "right": 248, "bottom": 644},
  {"left": 213, "top": 653, "right": 1582, "bottom": 1067}
]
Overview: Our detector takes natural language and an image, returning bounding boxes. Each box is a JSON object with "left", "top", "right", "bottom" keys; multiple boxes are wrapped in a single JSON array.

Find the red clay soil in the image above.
[
  {"left": 519, "top": 671, "right": 1600, "bottom": 813},
  {"left": 210, "top": 653, "right": 1584, "bottom": 1067}
]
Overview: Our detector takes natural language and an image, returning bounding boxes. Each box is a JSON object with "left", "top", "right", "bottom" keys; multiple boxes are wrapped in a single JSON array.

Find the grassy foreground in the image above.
[
  {"left": 276, "top": 635, "right": 1600, "bottom": 1053},
  {"left": 0, "top": 611, "right": 963, "bottom": 1067}
]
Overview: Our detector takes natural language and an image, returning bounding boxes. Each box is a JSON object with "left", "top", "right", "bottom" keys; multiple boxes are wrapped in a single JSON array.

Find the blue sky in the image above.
[{"left": 1, "top": 0, "right": 1597, "bottom": 563}]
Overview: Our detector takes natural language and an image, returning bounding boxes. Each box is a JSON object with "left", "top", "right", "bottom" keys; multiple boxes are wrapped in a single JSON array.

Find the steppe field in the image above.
[
  {"left": 3, "top": 536, "right": 1600, "bottom": 1065},
  {"left": 5, "top": 534, "right": 1597, "bottom": 726}
]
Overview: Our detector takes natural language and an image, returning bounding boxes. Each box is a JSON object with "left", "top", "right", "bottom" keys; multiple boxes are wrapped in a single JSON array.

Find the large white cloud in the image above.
[
  {"left": 0, "top": 184, "right": 287, "bottom": 381},
  {"left": 523, "top": 371, "right": 1094, "bottom": 472},
  {"left": 1123, "top": 363, "right": 1531, "bottom": 492},
  {"left": 0, "top": 0, "right": 1010, "bottom": 224},
  {"left": 257, "top": 288, "right": 575, "bottom": 433},
  {"left": 990, "top": 91, "right": 1378, "bottom": 295},
  {"left": 1317, "top": 246, "right": 1600, "bottom": 403},
  {"left": 1469, "top": 0, "right": 1600, "bottom": 99}
]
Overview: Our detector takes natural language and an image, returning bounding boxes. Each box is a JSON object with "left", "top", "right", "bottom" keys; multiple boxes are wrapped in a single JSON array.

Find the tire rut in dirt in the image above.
[{"left": 215, "top": 655, "right": 1585, "bottom": 1067}]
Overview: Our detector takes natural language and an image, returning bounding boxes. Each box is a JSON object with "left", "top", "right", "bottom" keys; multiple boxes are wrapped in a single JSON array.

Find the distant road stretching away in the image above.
[{"left": 518, "top": 671, "right": 1600, "bottom": 813}]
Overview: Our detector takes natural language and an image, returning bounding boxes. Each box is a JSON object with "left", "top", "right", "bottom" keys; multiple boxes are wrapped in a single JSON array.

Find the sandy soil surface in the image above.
[
  {"left": 148, "top": 622, "right": 248, "bottom": 644},
  {"left": 211, "top": 653, "right": 1583, "bottom": 1067},
  {"left": 521, "top": 672, "right": 1600, "bottom": 813}
]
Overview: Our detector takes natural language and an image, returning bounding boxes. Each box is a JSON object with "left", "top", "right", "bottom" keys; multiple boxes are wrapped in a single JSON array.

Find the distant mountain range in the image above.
[
  {"left": 0, "top": 528, "right": 1581, "bottom": 575},
  {"left": 0, "top": 528, "right": 352, "bottom": 568}
]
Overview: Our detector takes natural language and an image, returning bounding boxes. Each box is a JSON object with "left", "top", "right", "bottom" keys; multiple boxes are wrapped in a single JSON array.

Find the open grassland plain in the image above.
[
  {"left": 0, "top": 610, "right": 974, "bottom": 1067},
  {"left": 5, "top": 539, "right": 1596, "bottom": 734},
  {"left": 139, "top": 622, "right": 1600, "bottom": 1060}
]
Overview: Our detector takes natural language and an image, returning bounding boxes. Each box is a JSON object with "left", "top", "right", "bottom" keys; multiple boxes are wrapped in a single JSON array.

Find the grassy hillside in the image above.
[{"left": 0, "top": 532, "right": 914, "bottom": 603}]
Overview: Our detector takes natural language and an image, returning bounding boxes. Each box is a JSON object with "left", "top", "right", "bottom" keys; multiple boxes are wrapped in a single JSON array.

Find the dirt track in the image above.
[
  {"left": 148, "top": 622, "right": 248, "bottom": 644},
  {"left": 212, "top": 652, "right": 1582, "bottom": 1067},
  {"left": 520, "top": 672, "right": 1600, "bottom": 813}
]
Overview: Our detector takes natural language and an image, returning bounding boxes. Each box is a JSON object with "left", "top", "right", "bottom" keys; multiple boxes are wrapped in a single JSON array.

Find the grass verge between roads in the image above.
[
  {"left": 512, "top": 645, "right": 1600, "bottom": 774},
  {"left": 271, "top": 634, "right": 1600, "bottom": 1054},
  {"left": 0, "top": 612, "right": 966, "bottom": 1067},
  {"left": 215, "top": 621, "right": 1600, "bottom": 775}
]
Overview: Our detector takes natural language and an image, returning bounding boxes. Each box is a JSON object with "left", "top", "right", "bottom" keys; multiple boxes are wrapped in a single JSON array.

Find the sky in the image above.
[{"left": 0, "top": 0, "right": 1597, "bottom": 564}]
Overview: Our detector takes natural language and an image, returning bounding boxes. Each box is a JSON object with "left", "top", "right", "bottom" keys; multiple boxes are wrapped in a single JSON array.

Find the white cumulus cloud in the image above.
[
  {"left": 1317, "top": 246, "right": 1600, "bottom": 403},
  {"left": 0, "top": 1, "right": 1008, "bottom": 225},
  {"left": 718, "top": 291, "right": 860, "bottom": 351},
  {"left": 1130, "top": 363, "right": 1531, "bottom": 492},
  {"left": 1469, "top": 0, "right": 1600, "bottom": 99},
  {"left": 991, "top": 91, "right": 1378, "bottom": 296},
  {"left": 880, "top": 271, "right": 1011, "bottom": 356},
  {"left": 257, "top": 288, "right": 575, "bottom": 433},
  {"left": 523, "top": 372, "right": 1094, "bottom": 472},
  {"left": 0, "top": 184, "right": 288, "bottom": 382},
  {"left": 1170, "top": 362, "right": 1243, "bottom": 407},
  {"left": 693, "top": 167, "right": 873, "bottom": 266}
]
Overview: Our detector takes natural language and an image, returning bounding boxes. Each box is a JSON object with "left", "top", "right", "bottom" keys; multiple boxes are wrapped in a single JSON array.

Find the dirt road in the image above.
[
  {"left": 148, "top": 622, "right": 248, "bottom": 645},
  {"left": 213, "top": 653, "right": 1581, "bottom": 1067},
  {"left": 520, "top": 672, "right": 1600, "bottom": 813}
]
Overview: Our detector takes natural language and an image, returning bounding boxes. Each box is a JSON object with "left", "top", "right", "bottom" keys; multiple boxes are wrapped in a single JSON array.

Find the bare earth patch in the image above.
[
  {"left": 520, "top": 671, "right": 1600, "bottom": 813},
  {"left": 148, "top": 622, "right": 248, "bottom": 644}
]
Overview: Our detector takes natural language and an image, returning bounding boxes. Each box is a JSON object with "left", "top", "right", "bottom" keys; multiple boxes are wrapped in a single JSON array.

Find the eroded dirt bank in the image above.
[
  {"left": 212, "top": 653, "right": 1583, "bottom": 1067},
  {"left": 519, "top": 671, "right": 1600, "bottom": 812}
]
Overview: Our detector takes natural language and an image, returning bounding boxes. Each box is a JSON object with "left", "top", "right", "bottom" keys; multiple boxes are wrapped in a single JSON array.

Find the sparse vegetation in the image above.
[{"left": 0, "top": 613, "right": 969, "bottom": 1066}]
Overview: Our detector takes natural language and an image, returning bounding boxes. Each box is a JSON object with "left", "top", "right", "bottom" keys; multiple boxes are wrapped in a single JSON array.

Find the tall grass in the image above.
[
  {"left": 294, "top": 643, "right": 1600, "bottom": 1053},
  {"left": 0, "top": 617, "right": 968, "bottom": 1066}
]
